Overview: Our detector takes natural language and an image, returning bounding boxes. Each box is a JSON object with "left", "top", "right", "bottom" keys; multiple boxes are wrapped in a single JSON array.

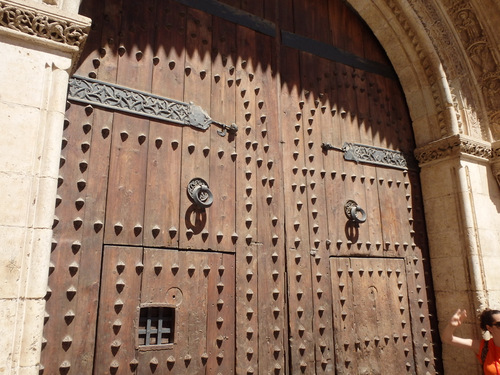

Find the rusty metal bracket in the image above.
[{"left": 68, "top": 75, "right": 237, "bottom": 137}]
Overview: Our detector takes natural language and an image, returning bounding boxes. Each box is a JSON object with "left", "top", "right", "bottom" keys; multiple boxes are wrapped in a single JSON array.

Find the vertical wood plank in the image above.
[
  {"left": 234, "top": 24, "right": 259, "bottom": 375},
  {"left": 330, "top": 256, "right": 354, "bottom": 372},
  {"left": 143, "top": 0, "right": 187, "bottom": 248},
  {"left": 220, "top": 253, "right": 236, "bottom": 374},
  {"left": 279, "top": 45, "right": 315, "bottom": 374},
  {"left": 104, "top": 115, "right": 150, "bottom": 246},
  {"left": 292, "top": 0, "right": 330, "bottom": 44},
  {"left": 254, "top": 32, "right": 287, "bottom": 375},
  {"left": 179, "top": 8, "right": 213, "bottom": 249},
  {"left": 70, "top": 106, "right": 115, "bottom": 372},
  {"left": 103, "top": 0, "right": 155, "bottom": 246},
  {"left": 206, "top": 253, "right": 236, "bottom": 374},
  {"left": 241, "top": 0, "right": 264, "bottom": 17},
  {"left": 65, "top": 0, "right": 124, "bottom": 365},
  {"left": 303, "top": 53, "right": 336, "bottom": 374},
  {"left": 97, "top": 0, "right": 123, "bottom": 82},
  {"left": 93, "top": 246, "right": 143, "bottom": 375},
  {"left": 324, "top": 62, "right": 347, "bottom": 258},
  {"left": 208, "top": 17, "right": 237, "bottom": 253},
  {"left": 339, "top": 66, "right": 371, "bottom": 253},
  {"left": 42, "top": 102, "right": 91, "bottom": 373}
]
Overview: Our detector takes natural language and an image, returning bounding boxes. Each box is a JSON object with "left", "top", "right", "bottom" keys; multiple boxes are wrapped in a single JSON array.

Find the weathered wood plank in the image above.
[
  {"left": 254, "top": 31, "right": 287, "bottom": 374},
  {"left": 93, "top": 246, "right": 143, "bottom": 374},
  {"left": 220, "top": 253, "right": 236, "bottom": 374},
  {"left": 302, "top": 52, "right": 336, "bottom": 374},
  {"left": 103, "top": 0, "right": 155, "bottom": 246},
  {"left": 143, "top": 0, "right": 186, "bottom": 248},
  {"left": 178, "top": 8, "right": 213, "bottom": 249},
  {"left": 41, "top": 102, "right": 90, "bottom": 373},
  {"left": 279, "top": 44, "right": 315, "bottom": 374},
  {"left": 70, "top": 106, "right": 115, "bottom": 373},
  {"left": 208, "top": 16, "right": 237, "bottom": 253},
  {"left": 234, "top": 23, "right": 259, "bottom": 375},
  {"left": 330, "top": 256, "right": 355, "bottom": 372}
]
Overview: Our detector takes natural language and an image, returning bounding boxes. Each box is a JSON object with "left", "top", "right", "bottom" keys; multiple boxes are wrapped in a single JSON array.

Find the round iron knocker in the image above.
[
  {"left": 344, "top": 200, "right": 367, "bottom": 224},
  {"left": 187, "top": 178, "right": 213, "bottom": 209}
]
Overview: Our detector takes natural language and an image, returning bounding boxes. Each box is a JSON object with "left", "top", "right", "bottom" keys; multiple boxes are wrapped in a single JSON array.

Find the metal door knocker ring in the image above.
[
  {"left": 188, "top": 178, "right": 213, "bottom": 209},
  {"left": 344, "top": 200, "right": 367, "bottom": 224}
]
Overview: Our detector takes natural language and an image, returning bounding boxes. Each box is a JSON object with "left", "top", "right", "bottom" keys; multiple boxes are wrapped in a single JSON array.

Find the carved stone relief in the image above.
[
  {"left": 0, "top": 0, "right": 89, "bottom": 48},
  {"left": 444, "top": 0, "right": 500, "bottom": 140},
  {"left": 414, "top": 134, "right": 492, "bottom": 165},
  {"left": 404, "top": 0, "right": 487, "bottom": 140}
]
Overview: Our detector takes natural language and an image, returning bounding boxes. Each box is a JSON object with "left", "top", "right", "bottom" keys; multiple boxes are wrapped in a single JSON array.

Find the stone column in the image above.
[
  {"left": 416, "top": 135, "right": 500, "bottom": 375},
  {"left": 0, "top": 1, "right": 90, "bottom": 373}
]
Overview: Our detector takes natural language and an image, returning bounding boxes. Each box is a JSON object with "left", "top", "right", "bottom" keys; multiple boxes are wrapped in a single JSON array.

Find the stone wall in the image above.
[{"left": 0, "top": 1, "right": 90, "bottom": 373}]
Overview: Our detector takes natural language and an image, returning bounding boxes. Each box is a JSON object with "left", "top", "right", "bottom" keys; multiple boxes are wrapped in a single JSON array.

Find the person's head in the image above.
[{"left": 479, "top": 308, "right": 500, "bottom": 333}]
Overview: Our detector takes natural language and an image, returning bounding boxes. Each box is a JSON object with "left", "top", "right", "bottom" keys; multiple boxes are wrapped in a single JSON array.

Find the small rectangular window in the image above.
[{"left": 138, "top": 306, "right": 175, "bottom": 346}]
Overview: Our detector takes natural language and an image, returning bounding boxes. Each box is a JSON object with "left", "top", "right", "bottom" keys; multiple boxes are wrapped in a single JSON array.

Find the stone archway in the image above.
[{"left": 1, "top": 0, "right": 500, "bottom": 374}]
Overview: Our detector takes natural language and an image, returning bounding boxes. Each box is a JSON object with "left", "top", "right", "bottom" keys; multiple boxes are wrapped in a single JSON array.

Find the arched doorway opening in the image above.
[{"left": 41, "top": 0, "right": 441, "bottom": 373}]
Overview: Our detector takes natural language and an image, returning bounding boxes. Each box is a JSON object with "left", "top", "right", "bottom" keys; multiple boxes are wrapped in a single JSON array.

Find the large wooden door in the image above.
[{"left": 41, "top": 0, "right": 441, "bottom": 374}]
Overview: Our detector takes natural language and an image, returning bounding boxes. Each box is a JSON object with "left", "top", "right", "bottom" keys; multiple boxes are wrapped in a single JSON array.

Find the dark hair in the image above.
[{"left": 479, "top": 309, "right": 500, "bottom": 331}]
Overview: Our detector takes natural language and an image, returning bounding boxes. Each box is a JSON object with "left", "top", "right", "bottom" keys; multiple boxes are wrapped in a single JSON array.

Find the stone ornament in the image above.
[
  {"left": 414, "top": 134, "right": 500, "bottom": 189},
  {"left": 0, "top": 0, "right": 89, "bottom": 47},
  {"left": 446, "top": 0, "right": 500, "bottom": 140},
  {"left": 414, "top": 134, "right": 492, "bottom": 165}
]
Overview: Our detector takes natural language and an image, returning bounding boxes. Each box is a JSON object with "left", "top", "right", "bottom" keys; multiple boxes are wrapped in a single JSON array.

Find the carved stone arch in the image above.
[
  {"left": 346, "top": 0, "right": 500, "bottom": 146},
  {"left": 345, "top": 0, "right": 462, "bottom": 146}
]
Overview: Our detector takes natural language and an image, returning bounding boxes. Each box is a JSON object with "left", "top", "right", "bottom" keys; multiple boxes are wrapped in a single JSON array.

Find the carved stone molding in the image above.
[
  {"left": 414, "top": 134, "right": 492, "bottom": 165},
  {"left": 382, "top": 0, "right": 451, "bottom": 138},
  {"left": 405, "top": 0, "right": 486, "bottom": 140},
  {"left": 0, "top": 0, "right": 90, "bottom": 49}
]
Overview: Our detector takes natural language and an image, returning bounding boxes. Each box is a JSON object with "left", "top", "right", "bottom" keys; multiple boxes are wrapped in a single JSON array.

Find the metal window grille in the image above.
[{"left": 138, "top": 307, "right": 175, "bottom": 345}]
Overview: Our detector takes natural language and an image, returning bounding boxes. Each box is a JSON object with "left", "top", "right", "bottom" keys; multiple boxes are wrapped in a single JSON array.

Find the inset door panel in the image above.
[
  {"left": 94, "top": 246, "right": 235, "bottom": 374},
  {"left": 330, "top": 257, "right": 414, "bottom": 374}
]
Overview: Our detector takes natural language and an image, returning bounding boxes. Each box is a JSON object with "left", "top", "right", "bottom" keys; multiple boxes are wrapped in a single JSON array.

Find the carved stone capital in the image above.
[
  {"left": 0, "top": 0, "right": 90, "bottom": 51},
  {"left": 414, "top": 134, "right": 492, "bottom": 165}
]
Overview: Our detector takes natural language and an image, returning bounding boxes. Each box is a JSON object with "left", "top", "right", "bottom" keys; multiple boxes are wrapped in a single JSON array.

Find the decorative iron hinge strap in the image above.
[
  {"left": 67, "top": 75, "right": 238, "bottom": 137},
  {"left": 322, "top": 142, "right": 410, "bottom": 170}
]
